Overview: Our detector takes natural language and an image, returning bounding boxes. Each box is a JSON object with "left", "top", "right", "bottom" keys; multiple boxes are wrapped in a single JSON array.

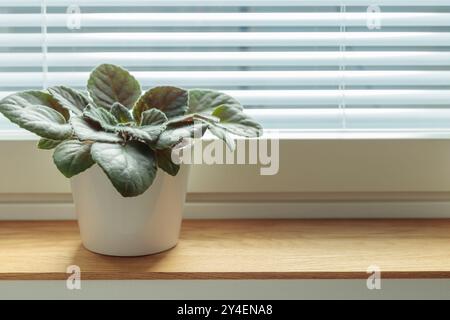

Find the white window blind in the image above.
[{"left": 1, "top": 0, "right": 450, "bottom": 133}]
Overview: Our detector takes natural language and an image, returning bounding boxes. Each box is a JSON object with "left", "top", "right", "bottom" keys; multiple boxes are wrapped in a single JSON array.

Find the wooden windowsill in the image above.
[{"left": 0, "top": 219, "right": 449, "bottom": 280}]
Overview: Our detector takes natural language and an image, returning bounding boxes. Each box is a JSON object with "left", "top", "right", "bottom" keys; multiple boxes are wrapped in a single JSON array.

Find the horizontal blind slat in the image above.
[
  {"left": 2, "top": 52, "right": 450, "bottom": 67},
  {"left": 4, "top": 71, "right": 450, "bottom": 87},
  {"left": 5, "top": 0, "right": 450, "bottom": 7},
  {"left": 249, "top": 108, "right": 450, "bottom": 130},
  {"left": 3, "top": 33, "right": 450, "bottom": 47},
  {"left": 4, "top": 13, "right": 450, "bottom": 27},
  {"left": 229, "top": 90, "right": 450, "bottom": 106}
]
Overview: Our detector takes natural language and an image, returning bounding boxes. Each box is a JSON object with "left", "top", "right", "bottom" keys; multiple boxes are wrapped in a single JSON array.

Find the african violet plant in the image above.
[{"left": 0, "top": 64, "right": 262, "bottom": 197}]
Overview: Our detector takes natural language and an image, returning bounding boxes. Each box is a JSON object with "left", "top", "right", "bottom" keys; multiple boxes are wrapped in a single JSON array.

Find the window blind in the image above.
[{"left": 1, "top": 0, "right": 450, "bottom": 133}]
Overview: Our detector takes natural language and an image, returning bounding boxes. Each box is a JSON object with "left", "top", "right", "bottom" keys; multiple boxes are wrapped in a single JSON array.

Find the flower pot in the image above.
[{"left": 71, "top": 164, "right": 190, "bottom": 256}]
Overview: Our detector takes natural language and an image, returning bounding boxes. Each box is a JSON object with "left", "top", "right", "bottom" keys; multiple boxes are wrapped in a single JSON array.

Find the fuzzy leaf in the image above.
[
  {"left": 140, "top": 108, "right": 168, "bottom": 126},
  {"left": 70, "top": 116, "right": 123, "bottom": 143},
  {"left": 83, "top": 104, "right": 117, "bottom": 130},
  {"left": 118, "top": 124, "right": 166, "bottom": 143},
  {"left": 53, "top": 140, "right": 95, "bottom": 178},
  {"left": 111, "top": 102, "right": 134, "bottom": 123},
  {"left": 167, "top": 113, "right": 219, "bottom": 126},
  {"left": 87, "top": 64, "right": 141, "bottom": 110},
  {"left": 91, "top": 141, "right": 157, "bottom": 197},
  {"left": 0, "top": 91, "right": 70, "bottom": 120},
  {"left": 212, "top": 105, "right": 263, "bottom": 138},
  {"left": 38, "top": 138, "right": 62, "bottom": 150},
  {"left": 156, "top": 149, "right": 180, "bottom": 176},
  {"left": 188, "top": 89, "right": 242, "bottom": 114},
  {"left": 0, "top": 103, "right": 72, "bottom": 140},
  {"left": 208, "top": 125, "right": 236, "bottom": 151},
  {"left": 47, "top": 86, "right": 90, "bottom": 115},
  {"left": 133, "top": 86, "right": 188, "bottom": 123},
  {"left": 154, "top": 122, "right": 208, "bottom": 150}
]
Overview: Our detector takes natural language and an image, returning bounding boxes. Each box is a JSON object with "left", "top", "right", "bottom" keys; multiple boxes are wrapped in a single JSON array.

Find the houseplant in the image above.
[{"left": 0, "top": 64, "right": 262, "bottom": 256}]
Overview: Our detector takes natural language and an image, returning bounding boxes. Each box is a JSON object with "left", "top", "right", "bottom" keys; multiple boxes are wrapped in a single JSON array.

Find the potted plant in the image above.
[{"left": 0, "top": 64, "right": 262, "bottom": 256}]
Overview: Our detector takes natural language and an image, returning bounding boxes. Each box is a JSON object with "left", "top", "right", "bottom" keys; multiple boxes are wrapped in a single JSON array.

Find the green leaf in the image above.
[
  {"left": 83, "top": 104, "right": 117, "bottom": 130},
  {"left": 91, "top": 141, "right": 157, "bottom": 197},
  {"left": 154, "top": 122, "right": 208, "bottom": 150},
  {"left": 156, "top": 149, "right": 180, "bottom": 176},
  {"left": 0, "top": 91, "right": 70, "bottom": 120},
  {"left": 133, "top": 86, "right": 188, "bottom": 123},
  {"left": 111, "top": 102, "right": 134, "bottom": 123},
  {"left": 188, "top": 89, "right": 242, "bottom": 114},
  {"left": 208, "top": 125, "right": 236, "bottom": 151},
  {"left": 70, "top": 116, "right": 123, "bottom": 143},
  {"left": 87, "top": 64, "right": 141, "bottom": 110},
  {"left": 166, "top": 113, "right": 219, "bottom": 126},
  {"left": 166, "top": 111, "right": 235, "bottom": 150},
  {"left": 53, "top": 140, "right": 95, "bottom": 178},
  {"left": 140, "top": 108, "right": 168, "bottom": 126},
  {"left": 212, "top": 105, "right": 263, "bottom": 138},
  {"left": 117, "top": 124, "right": 166, "bottom": 143},
  {"left": 38, "top": 138, "right": 62, "bottom": 150},
  {"left": 0, "top": 103, "right": 72, "bottom": 140},
  {"left": 47, "top": 86, "right": 90, "bottom": 115},
  {"left": 82, "top": 105, "right": 164, "bottom": 144}
]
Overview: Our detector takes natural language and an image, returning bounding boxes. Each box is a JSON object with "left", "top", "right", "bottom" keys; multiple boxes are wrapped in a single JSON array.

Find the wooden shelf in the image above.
[{"left": 0, "top": 219, "right": 449, "bottom": 280}]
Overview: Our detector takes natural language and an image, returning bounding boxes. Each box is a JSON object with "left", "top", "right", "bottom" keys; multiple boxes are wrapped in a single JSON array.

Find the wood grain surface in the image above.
[{"left": 0, "top": 219, "right": 449, "bottom": 280}]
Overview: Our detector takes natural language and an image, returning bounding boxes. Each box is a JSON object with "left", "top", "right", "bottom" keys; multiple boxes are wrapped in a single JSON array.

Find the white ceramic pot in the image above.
[{"left": 71, "top": 165, "right": 190, "bottom": 256}]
